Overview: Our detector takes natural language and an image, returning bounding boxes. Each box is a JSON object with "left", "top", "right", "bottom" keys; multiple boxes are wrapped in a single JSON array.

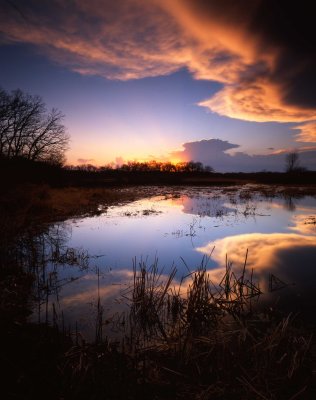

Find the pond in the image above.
[{"left": 32, "top": 185, "right": 316, "bottom": 339}]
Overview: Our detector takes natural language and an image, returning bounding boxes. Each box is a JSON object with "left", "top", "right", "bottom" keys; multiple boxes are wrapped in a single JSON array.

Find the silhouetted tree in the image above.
[
  {"left": 161, "top": 162, "right": 177, "bottom": 172},
  {"left": 0, "top": 88, "right": 69, "bottom": 164},
  {"left": 204, "top": 165, "right": 214, "bottom": 173},
  {"left": 285, "top": 151, "right": 300, "bottom": 172}
]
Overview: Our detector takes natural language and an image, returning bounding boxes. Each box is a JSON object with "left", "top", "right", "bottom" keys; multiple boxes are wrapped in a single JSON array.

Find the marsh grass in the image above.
[
  {"left": 13, "top": 242, "right": 312, "bottom": 399},
  {"left": 2, "top": 243, "right": 314, "bottom": 400},
  {"left": 128, "top": 252, "right": 261, "bottom": 341},
  {"left": 113, "top": 256, "right": 314, "bottom": 399},
  {"left": 0, "top": 183, "right": 145, "bottom": 230}
]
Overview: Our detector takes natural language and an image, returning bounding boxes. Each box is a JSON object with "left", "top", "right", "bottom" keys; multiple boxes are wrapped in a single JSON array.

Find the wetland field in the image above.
[{"left": 2, "top": 183, "right": 316, "bottom": 399}]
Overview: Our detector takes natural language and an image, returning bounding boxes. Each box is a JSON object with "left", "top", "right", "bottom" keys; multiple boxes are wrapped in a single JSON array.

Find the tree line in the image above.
[
  {"left": 0, "top": 88, "right": 69, "bottom": 164},
  {"left": 67, "top": 160, "right": 215, "bottom": 173}
]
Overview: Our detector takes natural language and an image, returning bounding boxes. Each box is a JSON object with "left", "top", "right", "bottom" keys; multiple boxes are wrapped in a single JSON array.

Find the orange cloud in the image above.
[
  {"left": 199, "top": 80, "right": 316, "bottom": 123},
  {"left": 1, "top": 0, "right": 316, "bottom": 125},
  {"left": 293, "top": 122, "right": 316, "bottom": 142},
  {"left": 2, "top": 0, "right": 185, "bottom": 80},
  {"left": 157, "top": 0, "right": 268, "bottom": 84},
  {"left": 199, "top": 78, "right": 315, "bottom": 121}
]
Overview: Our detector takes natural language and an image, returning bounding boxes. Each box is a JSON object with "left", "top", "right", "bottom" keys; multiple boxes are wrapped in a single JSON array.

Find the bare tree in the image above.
[
  {"left": 0, "top": 88, "right": 12, "bottom": 156},
  {"left": 285, "top": 151, "right": 300, "bottom": 172},
  {"left": 0, "top": 88, "right": 69, "bottom": 164}
]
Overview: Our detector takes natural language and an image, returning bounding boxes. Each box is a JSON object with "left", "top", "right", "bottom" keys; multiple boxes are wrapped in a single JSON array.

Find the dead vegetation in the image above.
[
  {"left": 58, "top": 256, "right": 315, "bottom": 399},
  {"left": 110, "top": 257, "right": 313, "bottom": 400},
  {"left": 0, "top": 183, "right": 145, "bottom": 228}
]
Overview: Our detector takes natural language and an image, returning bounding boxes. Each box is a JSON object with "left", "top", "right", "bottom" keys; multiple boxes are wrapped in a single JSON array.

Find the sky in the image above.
[{"left": 0, "top": 0, "right": 315, "bottom": 171}]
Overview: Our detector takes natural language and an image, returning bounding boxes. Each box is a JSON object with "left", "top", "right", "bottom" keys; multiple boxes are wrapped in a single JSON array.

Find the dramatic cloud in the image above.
[
  {"left": 0, "top": 0, "right": 185, "bottom": 80},
  {"left": 293, "top": 122, "right": 316, "bottom": 142},
  {"left": 182, "top": 0, "right": 316, "bottom": 124},
  {"left": 1, "top": 0, "right": 316, "bottom": 126},
  {"left": 199, "top": 81, "right": 316, "bottom": 123},
  {"left": 171, "top": 139, "right": 239, "bottom": 167},
  {"left": 170, "top": 139, "right": 316, "bottom": 172}
]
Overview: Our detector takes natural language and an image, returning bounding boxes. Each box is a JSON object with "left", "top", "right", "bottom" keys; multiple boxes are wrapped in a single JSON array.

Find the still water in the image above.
[{"left": 35, "top": 185, "right": 316, "bottom": 338}]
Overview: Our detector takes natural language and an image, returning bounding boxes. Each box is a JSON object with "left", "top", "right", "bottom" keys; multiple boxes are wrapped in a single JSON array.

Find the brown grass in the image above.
[
  {"left": 0, "top": 183, "right": 144, "bottom": 229},
  {"left": 46, "top": 186, "right": 138, "bottom": 217},
  {"left": 119, "top": 258, "right": 313, "bottom": 399}
]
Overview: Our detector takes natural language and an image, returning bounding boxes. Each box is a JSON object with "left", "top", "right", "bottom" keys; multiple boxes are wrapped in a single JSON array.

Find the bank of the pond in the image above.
[{"left": 0, "top": 184, "right": 150, "bottom": 227}]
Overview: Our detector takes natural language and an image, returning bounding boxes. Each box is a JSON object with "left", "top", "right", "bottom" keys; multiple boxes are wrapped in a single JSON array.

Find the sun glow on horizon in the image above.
[{"left": 66, "top": 138, "right": 187, "bottom": 166}]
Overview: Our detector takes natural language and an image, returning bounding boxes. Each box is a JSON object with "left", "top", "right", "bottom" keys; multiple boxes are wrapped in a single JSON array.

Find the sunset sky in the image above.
[{"left": 1, "top": 0, "right": 315, "bottom": 171}]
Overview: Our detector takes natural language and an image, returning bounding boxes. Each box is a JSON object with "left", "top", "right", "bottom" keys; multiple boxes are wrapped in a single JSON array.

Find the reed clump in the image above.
[{"left": 120, "top": 256, "right": 313, "bottom": 399}]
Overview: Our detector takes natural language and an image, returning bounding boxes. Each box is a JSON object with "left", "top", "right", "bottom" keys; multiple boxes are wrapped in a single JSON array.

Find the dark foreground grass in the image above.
[
  {"left": 4, "top": 259, "right": 315, "bottom": 400},
  {"left": 35, "top": 258, "right": 316, "bottom": 399},
  {"left": 119, "top": 259, "right": 314, "bottom": 400}
]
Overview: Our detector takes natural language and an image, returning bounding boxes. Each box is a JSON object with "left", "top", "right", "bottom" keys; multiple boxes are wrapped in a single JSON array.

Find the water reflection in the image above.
[
  {"left": 198, "top": 230, "right": 316, "bottom": 317},
  {"left": 199, "top": 232, "right": 315, "bottom": 281},
  {"left": 170, "top": 193, "right": 236, "bottom": 217},
  {"left": 26, "top": 186, "right": 316, "bottom": 338},
  {"left": 290, "top": 214, "right": 316, "bottom": 235}
]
